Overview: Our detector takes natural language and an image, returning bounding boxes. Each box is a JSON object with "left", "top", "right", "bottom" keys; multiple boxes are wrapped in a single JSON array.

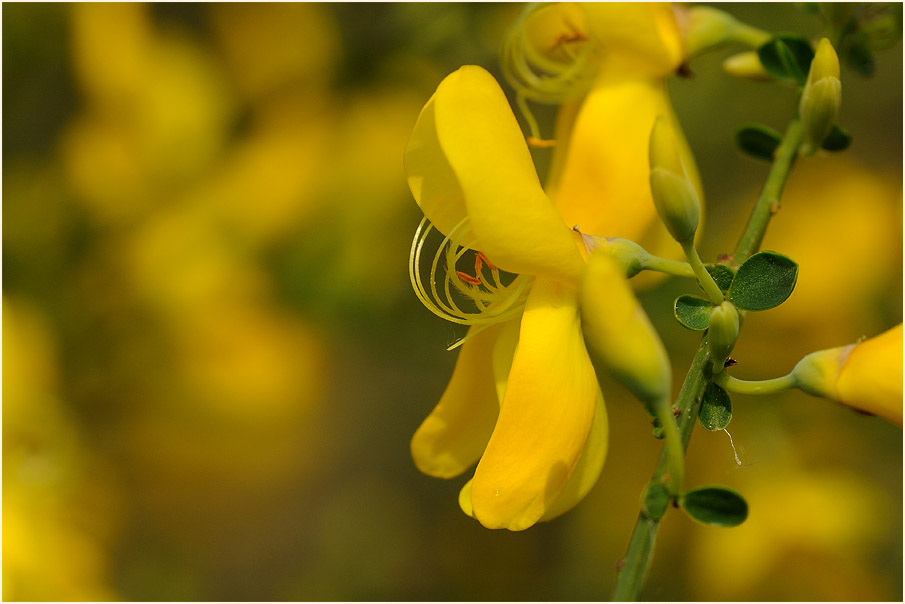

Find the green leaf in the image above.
[
  {"left": 795, "top": 2, "right": 821, "bottom": 16},
  {"left": 680, "top": 486, "right": 748, "bottom": 527},
  {"left": 674, "top": 295, "right": 713, "bottom": 331},
  {"left": 700, "top": 382, "right": 732, "bottom": 431},
  {"left": 736, "top": 123, "right": 782, "bottom": 161},
  {"left": 821, "top": 123, "right": 852, "bottom": 151},
  {"left": 757, "top": 34, "right": 815, "bottom": 85},
  {"left": 841, "top": 37, "right": 875, "bottom": 76},
  {"left": 705, "top": 264, "right": 736, "bottom": 293},
  {"left": 641, "top": 482, "right": 671, "bottom": 521},
  {"left": 729, "top": 251, "right": 799, "bottom": 311}
]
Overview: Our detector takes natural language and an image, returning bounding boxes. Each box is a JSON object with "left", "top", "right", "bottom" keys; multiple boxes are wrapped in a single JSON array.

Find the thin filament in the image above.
[{"left": 408, "top": 217, "right": 533, "bottom": 348}]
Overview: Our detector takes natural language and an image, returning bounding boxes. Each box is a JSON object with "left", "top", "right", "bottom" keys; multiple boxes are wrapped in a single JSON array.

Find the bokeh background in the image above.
[{"left": 3, "top": 3, "right": 902, "bottom": 601}]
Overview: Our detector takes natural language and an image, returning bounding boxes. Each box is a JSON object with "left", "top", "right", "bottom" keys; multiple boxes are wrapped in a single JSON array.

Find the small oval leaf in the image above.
[
  {"left": 757, "top": 34, "right": 815, "bottom": 85},
  {"left": 729, "top": 251, "right": 799, "bottom": 311},
  {"left": 705, "top": 264, "right": 737, "bottom": 293},
  {"left": 675, "top": 295, "right": 713, "bottom": 331},
  {"left": 842, "top": 39, "right": 875, "bottom": 77},
  {"left": 736, "top": 123, "right": 782, "bottom": 161},
  {"left": 680, "top": 486, "right": 749, "bottom": 527},
  {"left": 821, "top": 123, "right": 852, "bottom": 151},
  {"left": 700, "top": 382, "right": 732, "bottom": 431}
]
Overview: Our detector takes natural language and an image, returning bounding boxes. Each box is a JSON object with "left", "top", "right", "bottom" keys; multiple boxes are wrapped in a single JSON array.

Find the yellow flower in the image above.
[
  {"left": 406, "top": 4, "right": 695, "bottom": 531},
  {"left": 792, "top": 324, "right": 903, "bottom": 427},
  {"left": 406, "top": 65, "right": 605, "bottom": 531},
  {"left": 518, "top": 3, "right": 703, "bottom": 261}
]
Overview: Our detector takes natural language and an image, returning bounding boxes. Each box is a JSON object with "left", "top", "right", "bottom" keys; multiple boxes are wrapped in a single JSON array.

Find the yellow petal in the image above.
[
  {"left": 458, "top": 479, "right": 475, "bottom": 518},
  {"left": 581, "top": 3, "right": 683, "bottom": 77},
  {"left": 404, "top": 85, "right": 470, "bottom": 240},
  {"left": 539, "top": 391, "right": 608, "bottom": 522},
  {"left": 429, "top": 65, "right": 584, "bottom": 286},
  {"left": 807, "top": 38, "right": 841, "bottom": 87},
  {"left": 836, "top": 324, "right": 903, "bottom": 427},
  {"left": 462, "top": 392, "right": 608, "bottom": 524},
  {"left": 461, "top": 397, "right": 607, "bottom": 526},
  {"left": 546, "top": 73, "right": 703, "bottom": 271},
  {"left": 469, "top": 278, "right": 599, "bottom": 530},
  {"left": 491, "top": 317, "right": 521, "bottom": 405},
  {"left": 411, "top": 322, "right": 508, "bottom": 478}
]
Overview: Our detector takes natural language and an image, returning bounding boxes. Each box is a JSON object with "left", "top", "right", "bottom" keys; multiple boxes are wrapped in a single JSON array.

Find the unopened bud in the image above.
[
  {"left": 792, "top": 324, "right": 902, "bottom": 427},
  {"left": 723, "top": 51, "right": 771, "bottom": 81},
  {"left": 677, "top": 6, "right": 771, "bottom": 58},
  {"left": 580, "top": 251, "right": 671, "bottom": 415},
  {"left": 649, "top": 117, "right": 700, "bottom": 244},
  {"left": 799, "top": 38, "right": 842, "bottom": 156},
  {"left": 708, "top": 302, "right": 740, "bottom": 374}
]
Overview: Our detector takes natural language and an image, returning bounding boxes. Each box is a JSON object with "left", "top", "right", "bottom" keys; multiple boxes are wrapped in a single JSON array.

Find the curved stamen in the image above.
[
  {"left": 500, "top": 3, "right": 597, "bottom": 107},
  {"left": 409, "top": 217, "right": 534, "bottom": 348}
]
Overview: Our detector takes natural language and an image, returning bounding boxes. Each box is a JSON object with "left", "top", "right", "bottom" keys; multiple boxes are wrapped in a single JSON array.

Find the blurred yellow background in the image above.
[{"left": 3, "top": 3, "right": 901, "bottom": 601}]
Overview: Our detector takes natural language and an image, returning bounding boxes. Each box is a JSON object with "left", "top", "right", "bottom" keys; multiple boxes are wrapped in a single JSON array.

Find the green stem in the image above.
[
  {"left": 641, "top": 255, "right": 695, "bottom": 278},
  {"left": 612, "top": 118, "right": 805, "bottom": 602},
  {"left": 612, "top": 340, "right": 711, "bottom": 602},
  {"left": 654, "top": 395, "right": 685, "bottom": 495},
  {"left": 732, "top": 118, "right": 804, "bottom": 265},
  {"left": 715, "top": 372, "right": 797, "bottom": 395},
  {"left": 681, "top": 240, "right": 724, "bottom": 304}
]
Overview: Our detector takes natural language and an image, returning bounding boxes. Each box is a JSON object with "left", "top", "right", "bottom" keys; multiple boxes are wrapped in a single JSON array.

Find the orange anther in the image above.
[
  {"left": 476, "top": 251, "right": 497, "bottom": 271},
  {"left": 527, "top": 136, "right": 556, "bottom": 149},
  {"left": 553, "top": 30, "right": 587, "bottom": 48},
  {"left": 456, "top": 271, "right": 482, "bottom": 286}
]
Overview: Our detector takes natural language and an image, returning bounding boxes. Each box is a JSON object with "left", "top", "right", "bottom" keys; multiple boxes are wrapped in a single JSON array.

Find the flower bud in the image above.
[
  {"left": 722, "top": 51, "right": 771, "bottom": 81},
  {"left": 799, "top": 38, "right": 842, "bottom": 156},
  {"left": 707, "top": 302, "right": 740, "bottom": 374},
  {"left": 649, "top": 117, "right": 700, "bottom": 244},
  {"left": 676, "top": 6, "right": 770, "bottom": 58},
  {"left": 792, "top": 324, "right": 902, "bottom": 427},
  {"left": 580, "top": 251, "right": 671, "bottom": 415}
]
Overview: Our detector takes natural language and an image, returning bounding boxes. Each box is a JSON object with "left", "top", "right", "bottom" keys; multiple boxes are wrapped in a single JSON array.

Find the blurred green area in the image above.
[{"left": 3, "top": 3, "right": 901, "bottom": 601}]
